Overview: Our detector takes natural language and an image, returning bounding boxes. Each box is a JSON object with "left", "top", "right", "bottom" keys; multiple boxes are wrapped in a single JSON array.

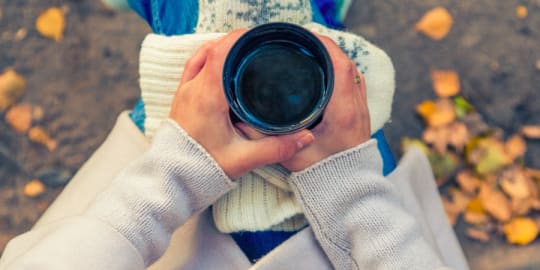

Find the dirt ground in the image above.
[{"left": 1, "top": 0, "right": 540, "bottom": 269}]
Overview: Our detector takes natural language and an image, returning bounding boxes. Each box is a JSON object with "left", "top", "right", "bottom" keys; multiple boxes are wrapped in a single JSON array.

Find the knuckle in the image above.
[{"left": 274, "top": 141, "right": 294, "bottom": 161}]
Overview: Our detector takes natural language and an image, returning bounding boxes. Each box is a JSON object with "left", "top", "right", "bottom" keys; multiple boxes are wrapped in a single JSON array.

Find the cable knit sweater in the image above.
[{"left": 1, "top": 119, "right": 449, "bottom": 270}]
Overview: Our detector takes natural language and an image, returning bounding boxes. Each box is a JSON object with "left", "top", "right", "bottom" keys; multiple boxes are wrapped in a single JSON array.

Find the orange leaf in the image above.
[
  {"left": 416, "top": 100, "right": 436, "bottom": 121},
  {"left": 521, "top": 125, "right": 540, "bottom": 139},
  {"left": 36, "top": 7, "right": 65, "bottom": 41},
  {"left": 420, "top": 99, "right": 456, "bottom": 127},
  {"left": 503, "top": 217, "right": 539, "bottom": 245},
  {"left": 457, "top": 170, "right": 480, "bottom": 194},
  {"left": 431, "top": 70, "right": 460, "bottom": 97},
  {"left": 505, "top": 135, "right": 526, "bottom": 161},
  {"left": 5, "top": 104, "right": 33, "bottom": 134},
  {"left": 415, "top": 7, "right": 454, "bottom": 40},
  {"left": 466, "top": 228, "right": 490, "bottom": 242},
  {"left": 28, "top": 127, "right": 57, "bottom": 151},
  {"left": 23, "top": 179, "right": 45, "bottom": 198},
  {"left": 516, "top": 5, "right": 528, "bottom": 19},
  {"left": 479, "top": 183, "right": 511, "bottom": 222}
]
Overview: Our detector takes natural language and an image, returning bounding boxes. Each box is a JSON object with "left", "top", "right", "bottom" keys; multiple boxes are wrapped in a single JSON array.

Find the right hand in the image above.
[{"left": 237, "top": 35, "right": 371, "bottom": 172}]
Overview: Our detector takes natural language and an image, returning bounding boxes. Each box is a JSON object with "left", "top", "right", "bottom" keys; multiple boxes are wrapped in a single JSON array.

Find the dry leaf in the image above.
[
  {"left": 467, "top": 196, "right": 485, "bottom": 213},
  {"left": 505, "top": 135, "right": 526, "bottom": 161},
  {"left": 466, "top": 228, "right": 490, "bottom": 242},
  {"left": 511, "top": 198, "right": 534, "bottom": 216},
  {"left": 431, "top": 70, "right": 460, "bottom": 97},
  {"left": 516, "top": 5, "right": 528, "bottom": 19},
  {"left": 415, "top": 7, "right": 454, "bottom": 40},
  {"left": 0, "top": 69, "right": 26, "bottom": 112},
  {"left": 36, "top": 7, "right": 65, "bottom": 41},
  {"left": 423, "top": 126, "right": 448, "bottom": 154},
  {"left": 470, "top": 138, "right": 512, "bottom": 175},
  {"left": 5, "top": 104, "right": 33, "bottom": 134},
  {"left": 448, "top": 122, "right": 469, "bottom": 151},
  {"left": 479, "top": 183, "right": 511, "bottom": 222},
  {"left": 418, "top": 99, "right": 456, "bottom": 127},
  {"left": 428, "top": 152, "right": 459, "bottom": 186},
  {"left": 521, "top": 125, "right": 540, "bottom": 139},
  {"left": 464, "top": 211, "right": 489, "bottom": 225},
  {"left": 527, "top": 168, "right": 540, "bottom": 181},
  {"left": 500, "top": 168, "right": 531, "bottom": 200},
  {"left": 28, "top": 127, "right": 57, "bottom": 151},
  {"left": 417, "top": 100, "right": 436, "bottom": 120},
  {"left": 23, "top": 179, "right": 45, "bottom": 198},
  {"left": 503, "top": 217, "right": 538, "bottom": 245},
  {"left": 457, "top": 171, "right": 480, "bottom": 194}
]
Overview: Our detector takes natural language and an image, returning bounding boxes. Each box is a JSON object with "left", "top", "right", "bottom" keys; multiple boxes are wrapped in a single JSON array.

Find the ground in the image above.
[{"left": 1, "top": 1, "right": 540, "bottom": 269}]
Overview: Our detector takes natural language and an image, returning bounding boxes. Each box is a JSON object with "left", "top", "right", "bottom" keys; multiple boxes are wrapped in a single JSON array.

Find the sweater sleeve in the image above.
[
  {"left": 2, "top": 119, "right": 236, "bottom": 270},
  {"left": 289, "top": 139, "right": 450, "bottom": 270}
]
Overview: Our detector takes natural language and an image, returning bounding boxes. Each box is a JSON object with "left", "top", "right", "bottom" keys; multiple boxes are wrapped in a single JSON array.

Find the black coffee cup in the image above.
[{"left": 223, "top": 22, "right": 334, "bottom": 135}]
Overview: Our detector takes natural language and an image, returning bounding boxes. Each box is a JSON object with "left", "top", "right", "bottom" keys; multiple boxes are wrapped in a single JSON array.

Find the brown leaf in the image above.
[
  {"left": 5, "top": 104, "right": 33, "bottom": 134},
  {"left": 521, "top": 125, "right": 540, "bottom": 139},
  {"left": 0, "top": 69, "right": 25, "bottom": 112},
  {"left": 28, "top": 127, "right": 57, "bottom": 151},
  {"left": 505, "top": 135, "right": 526, "bottom": 161},
  {"left": 526, "top": 168, "right": 540, "bottom": 181},
  {"left": 511, "top": 198, "right": 533, "bottom": 216},
  {"left": 431, "top": 70, "right": 460, "bottom": 97},
  {"left": 503, "top": 217, "right": 539, "bottom": 245},
  {"left": 500, "top": 167, "right": 531, "bottom": 200},
  {"left": 423, "top": 126, "right": 448, "bottom": 154},
  {"left": 415, "top": 7, "right": 454, "bottom": 40},
  {"left": 429, "top": 99, "right": 456, "bottom": 127},
  {"left": 457, "top": 170, "right": 480, "bottom": 194},
  {"left": 36, "top": 7, "right": 65, "bottom": 41},
  {"left": 466, "top": 228, "right": 490, "bottom": 243},
  {"left": 448, "top": 122, "right": 469, "bottom": 151},
  {"left": 479, "top": 183, "right": 511, "bottom": 222},
  {"left": 464, "top": 211, "right": 489, "bottom": 225}
]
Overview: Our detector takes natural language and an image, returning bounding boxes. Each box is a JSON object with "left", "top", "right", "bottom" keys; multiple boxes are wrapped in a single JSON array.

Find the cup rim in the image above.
[{"left": 223, "top": 22, "right": 334, "bottom": 135}]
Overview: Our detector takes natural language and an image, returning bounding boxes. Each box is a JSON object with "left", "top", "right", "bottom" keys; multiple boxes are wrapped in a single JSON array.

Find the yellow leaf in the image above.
[
  {"left": 505, "top": 135, "right": 526, "bottom": 161},
  {"left": 431, "top": 70, "right": 460, "bottom": 97},
  {"left": 466, "top": 196, "right": 484, "bottom": 214},
  {"left": 416, "top": 100, "right": 436, "bottom": 120},
  {"left": 0, "top": 69, "right": 26, "bottom": 112},
  {"left": 23, "top": 179, "right": 45, "bottom": 198},
  {"left": 521, "top": 125, "right": 540, "bottom": 139},
  {"left": 516, "top": 5, "right": 528, "bottom": 19},
  {"left": 5, "top": 104, "right": 33, "bottom": 134},
  {"left": 473, "top": 138, "right": 512, "bottom": 175},
  {"left": 503, "top": 217, "right": 539, "bottom": 245},
  {"left": 415, "top": 7, "right": 454, "bottom": 40},
  {"left": 36, "top": 7, "right": 65, "bottom": 41},
  {"left": 28, "top": 127, "right": 57, "bottom": 151}
]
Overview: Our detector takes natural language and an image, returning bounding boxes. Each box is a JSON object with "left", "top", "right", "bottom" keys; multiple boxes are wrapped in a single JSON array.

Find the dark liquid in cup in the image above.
[{"left": 234, "top": 44, "right": 325, "bottom": 126}]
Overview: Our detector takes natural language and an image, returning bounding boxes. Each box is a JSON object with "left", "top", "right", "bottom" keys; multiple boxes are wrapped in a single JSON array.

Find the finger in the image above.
[
  {"left": 235, "top": 130, "right": 315, "bottom": 172},
  {"left": 180, "top": 42, "right": 214, "bottom": 85},
  {"left": 203, "top": 29, "right": 248, "bottom": 79},
  {"left": 235, "top": 122, "right": 267, "bottom": 140}
]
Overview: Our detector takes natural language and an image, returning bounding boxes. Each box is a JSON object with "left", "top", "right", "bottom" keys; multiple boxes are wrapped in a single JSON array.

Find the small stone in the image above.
[
  {"left": 23, "top": 179, "right": 46, "bottom": 198},
  {"left": 14, "top": 28, "right": 27, "bottom": 41},
  {"left": 37, "top": 169, "right": 72, "bottom": 188},
  {"left": 5, "top": 104, "right": 33, "bottom": 134},
  {"left": 32, "top": 106, "right": 44, "bottom": 122},
  {"left": 516, "top": 5, "right": 528, "bottom": 19}
]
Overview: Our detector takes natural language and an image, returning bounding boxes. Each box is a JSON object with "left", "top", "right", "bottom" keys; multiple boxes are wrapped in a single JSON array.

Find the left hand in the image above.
[{"left": 169, "top": 30, "right": 315, "bottom": 179}]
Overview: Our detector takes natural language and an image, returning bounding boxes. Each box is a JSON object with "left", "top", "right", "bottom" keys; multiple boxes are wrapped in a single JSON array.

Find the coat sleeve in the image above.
[
  {"left": 289, "top": 139, "right": 452, "bottom": 270},
  {"left": 0, "top": 119, "right": 236, "bottom": 270}
]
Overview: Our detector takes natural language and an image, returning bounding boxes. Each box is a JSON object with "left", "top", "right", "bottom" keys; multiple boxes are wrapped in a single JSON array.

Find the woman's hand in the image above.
[
  {"left": 237, "top": 34, "right": 371, "bottom": 172},
  {"left": 169, "top": 30, "right": 315, "bottom": 179}
]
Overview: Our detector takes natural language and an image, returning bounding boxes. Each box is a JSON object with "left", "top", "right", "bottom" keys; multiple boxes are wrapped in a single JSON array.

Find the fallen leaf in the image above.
[
  {"left": 0, "top": 69, "right": 26, "bottom": 112},
  {"left": 511, "top": 198, "right": 534, "bottom": 216},
  {"left": 5, "top": 104, "right": 33, "bottom": 134},
  {"left": 464, "top": 211, "right": 488, "bottom": 225},
  {"left": 521, "top": 125, "right": 540, "bottom": 139},
  {"left": 415, "top": 6, "right": 454, "bottom": 40},
  {"left": 32, "top": 106, "right": 44, "bottom": 122},
  {"left": 526, "top": 168, "right": 540, "bottom": 181},
  {"left": 466, "top": 228, "right": 490, "bottom": 242},
  {"left": 28, "top": 127, "right": 57, "bottom": 151},
  {"left": 500, "top": 167, "right": 531, "bottom": 200},
  {"left": 448, "top": 122, "right": 469, "bottom": 151},
  {"left": 516, "top": 5, "right": 528, "bottom": 19},
  {"left": 428, "top": 152, "right": 459, "bottom": 186},
  {"left": 470, "top": 138, "right": 512, "bottom": 175},
  {"left": 457, "top": 170, "right": 480, "bottom": 194},
  {"left": 431, "top": 70, "right": 460, "bottom": 97},
  {"left": 467, "top": 196, "right": 485, "bottom": 213},
  {"left": 442, "top": 197, "right": 460, "bottom": 225},
  {"left": 503, "top": 217, "right": 538, "bottom": 245},
  {"left": 418, "top": 99, "right": 456, "bottom": 127},
  {"left": 479, "top": 183, "right": 511, "bottom": 222},
  {"left": 36, "top": 7, "right": 65, "bottom": 41},
  {"left": 423, "top": 126, "right": 448, "bottom": 154},
  {"left": 454, "top": 96, "right": 474, "bottom": 119},
  {"left": 416, "top": 100, "right": 436, "bottom": 121},
  {"left": 505, "top": 135, "right": 526, "bottom": 161},
  {"left": 401, "top": 137, "right": 430, "bottom": 155},
  {"left": 23, "top": 179, "right": 46, "bottom": 198}
]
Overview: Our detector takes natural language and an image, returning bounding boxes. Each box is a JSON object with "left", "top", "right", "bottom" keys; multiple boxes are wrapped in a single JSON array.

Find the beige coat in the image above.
[{"left": 0, "top": 112, "right": 469, "bottom": 270}]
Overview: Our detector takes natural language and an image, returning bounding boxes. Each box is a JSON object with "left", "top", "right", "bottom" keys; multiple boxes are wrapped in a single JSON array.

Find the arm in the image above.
[{"left": 290, "top": 140, "right": 448, "bottom": 269}]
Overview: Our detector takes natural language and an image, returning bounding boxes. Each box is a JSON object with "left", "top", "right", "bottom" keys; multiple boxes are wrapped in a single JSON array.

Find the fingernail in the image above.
[{"left": 296, "top": 132, "right": 314, "bottom": 149}]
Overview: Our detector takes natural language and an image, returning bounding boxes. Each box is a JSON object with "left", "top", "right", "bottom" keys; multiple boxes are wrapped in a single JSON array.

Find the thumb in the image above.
[{"left": 235, "top": 130, "right": 315, "bottom": 171}]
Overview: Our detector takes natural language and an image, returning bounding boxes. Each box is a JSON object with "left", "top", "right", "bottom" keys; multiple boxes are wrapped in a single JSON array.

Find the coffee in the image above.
[{"left": 235, "top": 44, "right": 324, "bottom": 126}]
